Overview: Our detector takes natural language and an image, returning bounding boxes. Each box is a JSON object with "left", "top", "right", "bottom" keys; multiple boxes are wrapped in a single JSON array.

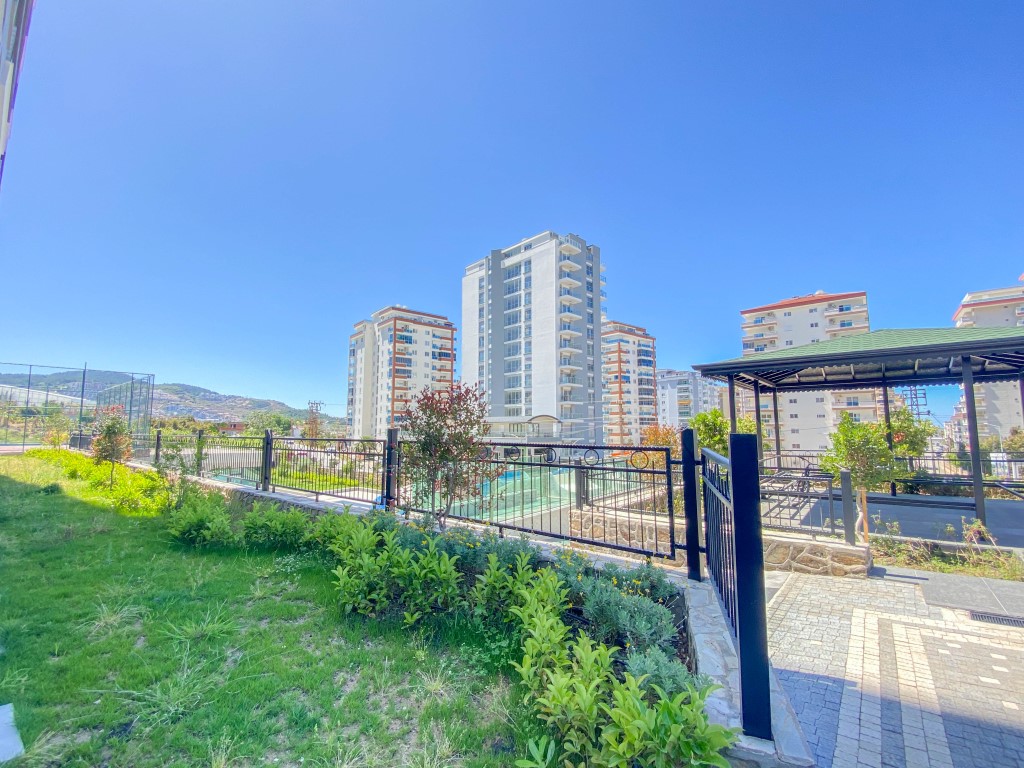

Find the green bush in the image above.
[
  {"left": 435, "top": 526, "right": 539, "bottom": 576},
  {"left": 624, "top": 646, "right": 709, "bottom": 699},
  {"left": 304, "top": 510, "right": 358, "bottom": 554},
  {"left": 241, "top": 501, "right": 308, "bottom": 550},
  {"left": 167, "top": 491, "right": 236, "bottom": 547},
  {"left": 580, "top": 577, "right": 678, "bottom": 654},
  {"left": 27, "top": 448, "right": 168, "bottom": 516}
]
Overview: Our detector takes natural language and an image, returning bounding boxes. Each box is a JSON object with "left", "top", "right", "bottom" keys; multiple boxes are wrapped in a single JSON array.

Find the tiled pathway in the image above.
[{"left": 767, "top": 572, "right": 1024, "bottom": 768}]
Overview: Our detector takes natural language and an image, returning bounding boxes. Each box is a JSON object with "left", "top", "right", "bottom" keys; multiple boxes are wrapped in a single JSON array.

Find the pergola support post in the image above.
[
  {"left": 881, "top": 383, "right": 896, "bottom": 497},
  {"left": 727, "top": 375, "right": 738, "bottom": 432},
  {"left": 753, "top": 385, "right": 763, "bottom": 462},
  {"left": 771, "top": 387, "right": 782, "bottom": 465},
  {"left": 961, "top": 355, "right": 987, "bottom": 526}
]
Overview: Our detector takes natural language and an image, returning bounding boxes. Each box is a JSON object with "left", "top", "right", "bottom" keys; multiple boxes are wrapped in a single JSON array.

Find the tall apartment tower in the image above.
[
  {"left": 462, "top": 231, "right": 605, "bottom": 442},
  {"left": 952, "top": 276, "right": 1024, "bottom": 441},
  {"left": 739, "top": 290, "right": 873, "bottom": 451},
  {"left": 346, "top": 306, "right": 456, "bottom": 439},
  {"left": 1, "top": 0, "right": 35, "bottom": 189},
  {"left": 601, "top": 321, "right": 656, "bottom": 444},
  {"left": 656, "top": 369, "right": 722, "bottom": 429}
]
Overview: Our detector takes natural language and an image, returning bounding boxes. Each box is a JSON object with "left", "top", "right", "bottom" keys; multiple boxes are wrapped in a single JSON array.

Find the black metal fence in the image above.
[
  {"left": 681, "top": 429, "right": 772, "bottom": 740},
  {"left": 763, "top": 449, "right": 1024, "bottom": 484},
  {"left": 395, "top": 440, "right": 677, "bottom": 558}
]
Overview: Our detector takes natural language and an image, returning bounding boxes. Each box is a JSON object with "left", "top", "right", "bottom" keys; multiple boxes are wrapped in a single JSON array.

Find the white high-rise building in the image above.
[
  {"left": 739, "top": 290, "right": 874, "bottom": 451},
  {"left": 462, "top": 231, "right": 605, "bottom": 442},
  {"left": 346, "top": 306, "right": 456, "bottom": 439},
  {"left": 656, "top": 370, "right": 723, "bottom": 429},
  {"left": 602, "top": 321, "right": 656, "bottom": 444},
  {"left": 952, "top": 276, "right": 1024, "bottom": 442},
  {"left": 1, "top": 0, "right": 35, "bottom": 189}
]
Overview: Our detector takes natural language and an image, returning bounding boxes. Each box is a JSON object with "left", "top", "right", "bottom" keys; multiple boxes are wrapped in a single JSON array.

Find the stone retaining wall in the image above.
[{"left": 569, "top": 507, "right": 870, "bottom": 576}]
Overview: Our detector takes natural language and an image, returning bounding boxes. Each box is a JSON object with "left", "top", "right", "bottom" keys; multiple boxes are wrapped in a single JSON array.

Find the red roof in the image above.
[
  {"left": 741, "top": 291, "right": 866, "bottom": 316},
  {"left": 952, "top": 295, "right": 1024, "bottom": 321}
]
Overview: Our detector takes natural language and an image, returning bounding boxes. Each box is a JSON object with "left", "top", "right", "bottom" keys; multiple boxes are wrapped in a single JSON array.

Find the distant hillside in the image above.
[
  {"left": 0, "top": 368, "right": 340, "bottom": 427},
  {"left": 153, "top": 383, "right": 315, "bottom": 423}
]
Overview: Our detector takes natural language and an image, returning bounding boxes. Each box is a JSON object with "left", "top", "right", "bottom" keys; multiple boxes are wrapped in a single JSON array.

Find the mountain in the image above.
[
  {"left": 0, "top": 368, "right": 339, "bottom": 426},
  {"left": 152, "top": 383, "right": 317, "bottom": 423}
]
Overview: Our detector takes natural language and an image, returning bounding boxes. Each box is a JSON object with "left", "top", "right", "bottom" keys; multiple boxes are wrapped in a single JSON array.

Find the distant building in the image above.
[
  {"left": 738, "top": 290, "right": 875, "bottom": 451},
  {"left": 346, "top": 306, "right": 456, "bottom": 439},
  {"left": 214, "top": 421, "right": 246, "bottom": 436},
  {"left": 601, "top": 321, "right": 656, "bottom": 444},
  {"left": 462, "top": 231, "right": 605, "bottom": 443},
  {"left": 952, "top": 276, "right": 1024, "bottom": 442},
  {"left": 655, "top": 370, "right": 722, "bottom": 429},
  {"left": 1, "top": 0, "right": 34, "bottom": 189}
]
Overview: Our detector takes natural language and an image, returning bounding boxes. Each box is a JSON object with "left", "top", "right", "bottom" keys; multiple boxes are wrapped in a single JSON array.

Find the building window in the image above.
[
  {"left": 783, "top": 311, "right": 791, "bottom": 317},
  {"left": 810, "top": 322, "right": 819, "bottom": 328},
  {"left": 789, "top": 413, "right": 799, "bottom": 418},
  {"left": 788, "top": 399, "right": 797, "bottom": 404},
  {"left": 809, "top": 308, "right": 817, "bottom": 313}
]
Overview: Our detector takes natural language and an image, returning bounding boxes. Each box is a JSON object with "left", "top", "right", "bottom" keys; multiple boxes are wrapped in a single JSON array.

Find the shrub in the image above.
[
  {"left": 304, "top": 510, "right": 358, "bottom": 554},
  {"left": 167, "top": 491, "right": 236, "bottom": 547},
  {"left": 436, "top": 527, "right": 539, "bottom": 576},
  {"left": 580, "top": 577, "right": 678, "bottom": 654},
  {"left": 241, "top": 501, "right": 308, "bottom": 550},
  {"left": 624, "top": 646, "right": 709, "bottom": 699},
  {"left": 600, "top": 561, "right": 678, "bottom": 605}
]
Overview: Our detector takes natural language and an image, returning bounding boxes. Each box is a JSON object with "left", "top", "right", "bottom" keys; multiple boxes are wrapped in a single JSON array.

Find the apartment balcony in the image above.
[
  {"left": 560, "top": 376, "right": 583, "bottom": 387},
  {"left": 741, "top": 315, "right": 774, "bottom": 330},
  {"left": 559, "top": 359, "right": 584, "bottom": 372},
  {"left": 559, "top": 274, "right": 582, "bottom": 289},
  {"left": 1016, "top": 305, "right": 1024, "bottom": 317},
  {"left": 560, "top": 241, "right": 582, "bottom": 256},
  {"left": 832, "top": 400, "right": 875, "bottom": 410},
  {"left": 560, "top": 307, "right": 583, "bottom": 322},
  {"left": 824, "top": 304, "right": 869, "bottom": 318},
  {"left": 827, "top": 320, "right": 869, "bottom": 335},
  {"left": 744, "top": 330, "right": 778, "bottom": 342},
  {"left": 559, "top": 290, "right": 583, "bottom": 305},
  {"left": 559, "top": 325, "right": 583, "bottom": 338}
]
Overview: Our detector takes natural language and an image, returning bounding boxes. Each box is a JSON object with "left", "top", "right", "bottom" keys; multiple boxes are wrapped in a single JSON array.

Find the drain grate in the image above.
[{"left": 969, "top": 610, "right": 1024, "bottom": 628}]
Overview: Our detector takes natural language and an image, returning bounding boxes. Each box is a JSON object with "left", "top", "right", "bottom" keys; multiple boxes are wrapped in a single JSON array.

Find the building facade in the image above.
[
  {"left": 952, "top": 277, "right": 1024, "bottom": 442},
  {"left": 346, "top": 306, "right": 456, "bottom": 438},
  {"left": 655, "top": 369, "right": 723, "bottom": 430},
  {"left": 1, "top": 0, "right": 34, "bottom": 189},
  {"left": 601, "top": 321, "right": 656, "bottom": 444},
  {"left": 739, "top": 290, "right": 874, "bottom": 451},
  {"left": 462, "top": 231, "right": 605, "bottom": 442}
]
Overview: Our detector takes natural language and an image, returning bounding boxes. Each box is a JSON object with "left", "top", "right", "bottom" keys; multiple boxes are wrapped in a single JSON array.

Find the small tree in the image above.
[
  {"left": 640, "top": 423, "right": 681, "bottom": 469},
  {"left": 243, "top": 411, "right": 293, "bottom": 436},
  {"left": 402, "top": 382, "right": 489, "bottom": 530},
  {"left": 1003, "top": 427, "right": 1024, "bottom": 455},
  {"left": 690, "top": 408, "right": 756, "bottom": 456},
  {"left": 44, "top": 409, "right": 73, "bottom": 450},
  {"left": 887, "top": 407, "right": 936, "bottom": 460},
  {"left": 821, "top": 413, "right": 898, "bottom": 490},
  {"left": 92, "top": 406, "right": 133, "bottom": 488}
]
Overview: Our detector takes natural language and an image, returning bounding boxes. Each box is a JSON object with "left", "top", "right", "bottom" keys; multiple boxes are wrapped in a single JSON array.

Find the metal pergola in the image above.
[{"left": 694, "top": 327, "right": 1024, "bottom": 523}]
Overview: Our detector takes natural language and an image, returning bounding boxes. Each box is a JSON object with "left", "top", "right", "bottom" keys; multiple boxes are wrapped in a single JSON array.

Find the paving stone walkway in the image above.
[{"left": 767, "top": 572, "right": 1024, "bottom": 768}]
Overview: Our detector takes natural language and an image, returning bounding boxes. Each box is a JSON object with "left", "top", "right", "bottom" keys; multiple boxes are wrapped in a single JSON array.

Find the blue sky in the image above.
[{"left": 1, "top": 1, "right": 1021, "bottom": 420}]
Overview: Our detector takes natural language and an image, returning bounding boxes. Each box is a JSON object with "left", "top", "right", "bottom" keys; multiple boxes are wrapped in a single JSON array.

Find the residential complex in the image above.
[
  {"left": 0, "top": 0, "right": 34, "bottom": 189},
  {"left": 461, "top": 231, "right": 605, "bottom": 442},
  {"left": 346, "top": 306, "right": 456, "bottom": 438},
  {"left": 951, "top": 276, "right": 1024, "bottom": 442},
  {"left": 601, "top": 321, "right": 657, "bottom": 444},
  {"left": 738, "top": 290, "right": 875, "bottom": 451},
  {"left": 655, "top": 369, "right": 723, "bottom": 429}
]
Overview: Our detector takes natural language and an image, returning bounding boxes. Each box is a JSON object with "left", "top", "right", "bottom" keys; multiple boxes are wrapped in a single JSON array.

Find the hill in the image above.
[{"left": 152, "top": 383, "right": 315, "bottom": 423}]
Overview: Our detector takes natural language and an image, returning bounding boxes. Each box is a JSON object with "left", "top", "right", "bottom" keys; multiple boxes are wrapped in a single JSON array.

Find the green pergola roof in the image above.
[{"left": 694, "top": 327, "right": 1024, "bottom": 391}]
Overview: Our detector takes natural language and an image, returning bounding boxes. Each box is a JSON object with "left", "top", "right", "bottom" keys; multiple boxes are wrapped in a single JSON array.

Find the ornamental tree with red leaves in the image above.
[{"left": 401, "top": 382, "right": 490, "bottom": 529}]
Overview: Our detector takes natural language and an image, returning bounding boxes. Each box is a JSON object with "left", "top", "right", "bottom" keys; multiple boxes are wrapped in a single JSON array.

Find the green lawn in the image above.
[{"left": 0, "top": 456, "right": 523, "bottom": 767}]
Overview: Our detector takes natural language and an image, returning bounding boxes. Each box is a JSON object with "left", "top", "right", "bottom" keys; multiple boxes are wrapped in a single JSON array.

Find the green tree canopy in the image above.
[
  {"left": 1003, "top": 427, "right": 1024, "bottom": 454},
  {"left": 92, "top": 406, "right": 133, "bottom": 488},
  {"left": 244, "top": 412, "right": 293, "bottom": 436},
  {"left": 821, "top": 412, "right": 899, "bottom": 490},
  {"left": 690, "top": 408, "right": 756, "bottom": 456},
  {"left": 886, "top": 407, "right": 936, "bottom": 458}
]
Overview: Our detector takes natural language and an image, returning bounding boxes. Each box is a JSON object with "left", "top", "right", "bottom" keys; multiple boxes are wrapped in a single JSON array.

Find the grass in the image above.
[{"left": 0, "top": 455, "right": 526, "bottom": 767}]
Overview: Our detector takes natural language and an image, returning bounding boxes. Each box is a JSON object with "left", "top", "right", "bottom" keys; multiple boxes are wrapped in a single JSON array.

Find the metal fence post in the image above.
[
  {"left": 573, "top": 458, "right": 584, "bottom": 510},
  {"left": 840, "top": 470, "right": 856, "bottom": 546},
  {"left": 681, "top": 428, "right": 702, "bottom": 582},
  {"left": 729, "top": 432, "right": 773, "bottom": 741},
  {"left": 154, "top": 429, "right": 162, "bottom": 465},
  {"left": 195, "top": 429, "right": 205, "bottom": 476},
  {"left": 261, "top": 429, "right": 273, "bottom": 491},
  {"left": 384, "top": 427, "right": 399, "bottom": 510}
]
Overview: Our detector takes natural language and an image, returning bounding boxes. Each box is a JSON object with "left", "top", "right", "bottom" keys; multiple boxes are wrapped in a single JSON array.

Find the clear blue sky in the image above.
[{"left": 1, "top": 1, "right": 1021, "bottom": 420}]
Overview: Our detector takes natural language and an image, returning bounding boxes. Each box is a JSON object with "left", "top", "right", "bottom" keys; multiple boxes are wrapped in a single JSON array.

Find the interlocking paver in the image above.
[{"left": 767, "top": 572, "right": 1024, "bottom": 768}]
